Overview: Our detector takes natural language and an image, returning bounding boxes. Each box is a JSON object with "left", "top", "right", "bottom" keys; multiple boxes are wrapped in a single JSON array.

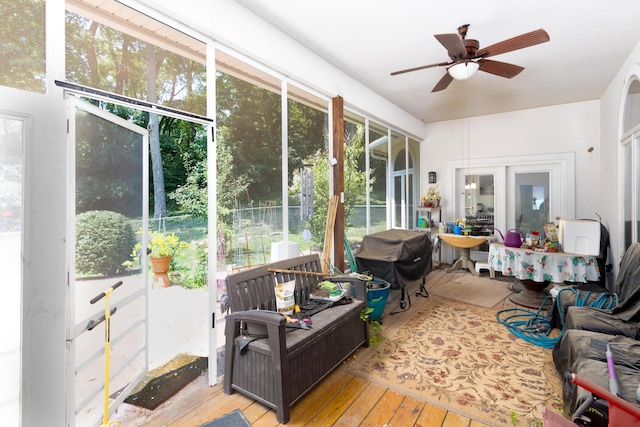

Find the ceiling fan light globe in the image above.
[{"left": 448, "top": 62, "right": 480, "bottom": 80}]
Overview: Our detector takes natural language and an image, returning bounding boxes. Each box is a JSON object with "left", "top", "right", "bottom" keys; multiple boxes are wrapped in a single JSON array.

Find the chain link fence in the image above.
[{"left": 133, "top": 205, "right": 387, "bottom": 271}]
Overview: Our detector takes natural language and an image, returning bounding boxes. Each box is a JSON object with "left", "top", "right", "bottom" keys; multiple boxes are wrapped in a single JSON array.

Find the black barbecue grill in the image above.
[{"left": 355, "top": 229, "right": 432, "bottom": 313}]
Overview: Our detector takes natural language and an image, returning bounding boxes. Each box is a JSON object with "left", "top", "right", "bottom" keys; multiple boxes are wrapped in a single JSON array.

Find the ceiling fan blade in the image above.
[
  {"left": 390, "top": 61, "right": 451, "bottom": 76},
  {"left": 476, "top": 29, "right": 550, "bottom": 58},
  {"left": 431, "top": 72, "right": 454, "bottom": 92},
  {"left": 434, "top": 33, "right": 467, "bottom": 60},
  {"left": 478, "top": 59, "right": 524, "bottom": 78}
]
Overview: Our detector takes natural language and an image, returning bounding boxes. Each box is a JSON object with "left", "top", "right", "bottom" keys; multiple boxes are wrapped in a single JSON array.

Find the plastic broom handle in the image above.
[{"left": 607, "top": 344, "right": 622, "bottom": 396}]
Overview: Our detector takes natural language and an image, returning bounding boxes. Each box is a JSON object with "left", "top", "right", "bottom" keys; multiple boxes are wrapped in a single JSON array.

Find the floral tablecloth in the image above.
[{"left": 488, "top": 242, "right": 600, "bottom": 283}]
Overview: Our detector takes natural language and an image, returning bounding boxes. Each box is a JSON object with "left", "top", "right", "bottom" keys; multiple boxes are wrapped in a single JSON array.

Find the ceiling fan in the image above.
[{"left": 391, "top": 24, "right": 550, "bottom": 92}]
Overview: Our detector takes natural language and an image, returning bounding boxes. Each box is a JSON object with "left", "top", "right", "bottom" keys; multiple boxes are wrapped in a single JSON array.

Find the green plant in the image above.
[
  {"left": 360, "top": 306, "right": 385, "bottom": 347},
  {"left": 75, "top": 210, "right": 136, "bottom": 276},
  {"left": 148, "top": 230, "right": 189, "bottom": 257},
  {"left": 509, "top": 411, "right": 542, "bottom": 427},
  {"left": 132, "top": 229, "right": 189, "bottom": 260},
  {"left": 173, "top": 239, "right": 208, "bottom": 289}
]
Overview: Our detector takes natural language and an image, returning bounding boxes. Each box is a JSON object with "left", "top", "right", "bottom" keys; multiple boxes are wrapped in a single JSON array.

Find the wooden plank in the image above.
[
  {"left": 240, "top": 401, "right": 272, "bottom": 425},
  {"left": 442, "top": 411, "right": 472, "bottom": 427},
  {"left": 305, "top": 376, "right": 370, "bottom": 425},
  {"left": 469, "top": 420, "right": 491, "bottom": 427},
  {"left": 332, "top": 95, "right": 345, "bottom": 273},
  {"left": 360, "top": 389, "right": 406, "bottom": 427},
  {"left": 332, "top": 382, "right": 387, "bottom": 427},
  {"left": 250, "top": 408, "right": 279, "bottom": 427},
  {"left": 285, "top": 368, "right": 352, "bottom": 424},
  {"left": 415, "top": 402, "right": 448, "bottom": 427},
  {"left": 388, "top": 395, "right": 425, "bottom": 426},
  {"left": 166, "top": 391, "right": 254, "bottom": 426},
  {"left": 321, "top": 195, "right": 339, "bottom": 273}
]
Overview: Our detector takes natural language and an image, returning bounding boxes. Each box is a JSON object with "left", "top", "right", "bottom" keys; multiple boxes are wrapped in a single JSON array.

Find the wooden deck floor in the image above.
[{"left": 114, "top": 265, "right": 525, "bottom": 427}]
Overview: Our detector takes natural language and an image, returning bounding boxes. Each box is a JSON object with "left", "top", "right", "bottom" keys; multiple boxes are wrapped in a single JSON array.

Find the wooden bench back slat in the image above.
[{"left": 226, "top": 254, "right": 327, "bottom": 313}]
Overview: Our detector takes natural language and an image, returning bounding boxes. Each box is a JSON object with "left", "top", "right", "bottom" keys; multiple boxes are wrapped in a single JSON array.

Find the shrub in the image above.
[
  {"left": 75, "top": 210, "right": 136, "bottom": 276},
  {"left": 173, "top": 239, "right": 208, "bottom": 289}
]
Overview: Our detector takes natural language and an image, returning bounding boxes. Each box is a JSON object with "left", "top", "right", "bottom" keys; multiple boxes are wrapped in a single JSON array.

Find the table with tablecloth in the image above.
[
  {"left": 488, "top": 242, "right": 600, "bottom": 307},
  {"left": 489, "top": 242, "right": 600, "bottom": 283}
]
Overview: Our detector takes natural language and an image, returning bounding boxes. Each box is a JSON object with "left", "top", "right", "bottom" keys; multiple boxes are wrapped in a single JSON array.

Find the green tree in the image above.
[
  {"left": 215, "top": 73, "right": 282, "bottom": 203},
  {"left": 65, "top": 12, "right": 207, "bottom": 217},
  {"left": 170, "top": 126, "right": 249, "bottom": 219},
  {"left": 290, "top": 124, "right": 370, "bottom": 248},
  {"left": 0, "top": 0, "right": 46, "bottom": 92}
]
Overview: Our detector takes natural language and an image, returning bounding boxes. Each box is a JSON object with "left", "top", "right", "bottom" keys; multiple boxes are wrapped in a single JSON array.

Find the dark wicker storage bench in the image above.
[{"left": 223, "top": 254, "right": 369, "bottom": 423}]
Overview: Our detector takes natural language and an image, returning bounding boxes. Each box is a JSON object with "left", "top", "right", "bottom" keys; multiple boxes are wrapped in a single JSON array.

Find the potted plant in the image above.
[
  {"left": 133, "top": 230, "right": 188, "bottom": 288},
  {"left": 366, "top": 278, "right": 390, "bottom": 321},
  {"left": 426, "top": 185, "right": 441, "bottom": 207}
]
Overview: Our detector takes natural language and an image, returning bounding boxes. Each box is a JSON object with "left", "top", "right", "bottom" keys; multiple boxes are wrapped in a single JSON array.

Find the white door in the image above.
[
  {"left": 0, "top": 87, "right": 66, "bottom": 426},
  {"left": 66, "top": 96, "right": 149, "bottom": 427},
  {"left": 506, "top": 163, "right": 568, "bottom": 235}
]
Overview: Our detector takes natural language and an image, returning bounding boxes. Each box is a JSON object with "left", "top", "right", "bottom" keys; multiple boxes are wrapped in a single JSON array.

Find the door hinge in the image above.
[{"left": 212, "top": 312, "right": 215, "bottom": 328}]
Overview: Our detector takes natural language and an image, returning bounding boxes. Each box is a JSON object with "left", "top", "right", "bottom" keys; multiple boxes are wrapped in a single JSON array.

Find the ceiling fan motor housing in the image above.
[{"left": 464, "top": 39, "right": 479, "bottom": 57}]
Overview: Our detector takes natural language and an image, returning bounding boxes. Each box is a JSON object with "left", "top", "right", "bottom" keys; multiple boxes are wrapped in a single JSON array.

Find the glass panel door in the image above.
[
  {"left": 391, "top": 143, "right": 415, "bottom": 230},
  {"left": 514, "top": 172, "right": 550, "bottom": 236},
  {"left": 464, "top": 173, "right": 496, "bottom": 233},
  {"left": 0, "top": 114, "right": 23, "bottom": 426},
  {"left": 67, "top": 97, "right": 149, "bottom": 426},
  {"left": 393, "top": 173, "right": 405, "bottom": 228},
  {"left": 506, "top": 161, "right": 566, "bottom": 237}
]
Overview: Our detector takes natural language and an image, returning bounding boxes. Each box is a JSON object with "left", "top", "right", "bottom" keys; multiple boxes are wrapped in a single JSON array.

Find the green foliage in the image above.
[
  {"left": 359, "top": 306, "right": 385, "bottom": 347},
  {"left": 289, "top": 123, "right": 370, "bottom": 248},
  {"left": 510, "top": 411, "right": 543, "bottom": 427},
  {"left": 75, "top": 210, "right": 136, "bottom": 276},
  {"left": 170, "top": 162, "right": 208, "bottom": 217},
  {"left": 144, "top": 230, "right": 189, "bottom": 258},
  {"left": 169, "top": 127, "right": 250, "bottom": 221},
  {"left": 215, "top": 73, "right": 283, "bottom": 203},
  {"left": 74, "top": 106, "right": 144, "bottom": 217},
  {"left": 173, "top": 239, "right": 208, "bottom": 289},
  {"left": 0, "top": 0, "right": 46, "bottom": 93},
  {"left": 65, "top": 12, "right": 206, "bottom": 115}
]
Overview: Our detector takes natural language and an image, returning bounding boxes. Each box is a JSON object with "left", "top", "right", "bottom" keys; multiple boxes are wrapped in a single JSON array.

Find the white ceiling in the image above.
[{"left": 234, "top": 0, "right": 640, "bottom": 123}]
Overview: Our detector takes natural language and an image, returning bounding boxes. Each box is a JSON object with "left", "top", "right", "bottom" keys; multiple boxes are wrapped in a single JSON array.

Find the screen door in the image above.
[{"left": 66, "top": 96, "right": 149, "bottom": 427}]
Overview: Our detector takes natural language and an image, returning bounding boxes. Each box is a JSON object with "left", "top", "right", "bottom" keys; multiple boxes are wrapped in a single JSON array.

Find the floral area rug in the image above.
[
  {"left": 344, "top": 295, "right": 564, "bottom": 426},
  {"left": 428, "top": 274, "right": 514, "bottom": 308}
]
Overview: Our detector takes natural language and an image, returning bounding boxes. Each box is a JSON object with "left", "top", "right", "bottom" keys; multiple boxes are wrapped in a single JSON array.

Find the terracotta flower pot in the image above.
[{"left": 150, "top": 255, "right": 172, "bottom": 288}]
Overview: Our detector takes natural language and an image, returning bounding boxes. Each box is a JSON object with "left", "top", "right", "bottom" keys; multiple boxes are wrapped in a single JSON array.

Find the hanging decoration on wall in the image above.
[
  {"left": 300, "top": 164, "right": 314, "bottom": 221},
  {"left": 428, "top": 171, "right": 437, "bottom": 184}
]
